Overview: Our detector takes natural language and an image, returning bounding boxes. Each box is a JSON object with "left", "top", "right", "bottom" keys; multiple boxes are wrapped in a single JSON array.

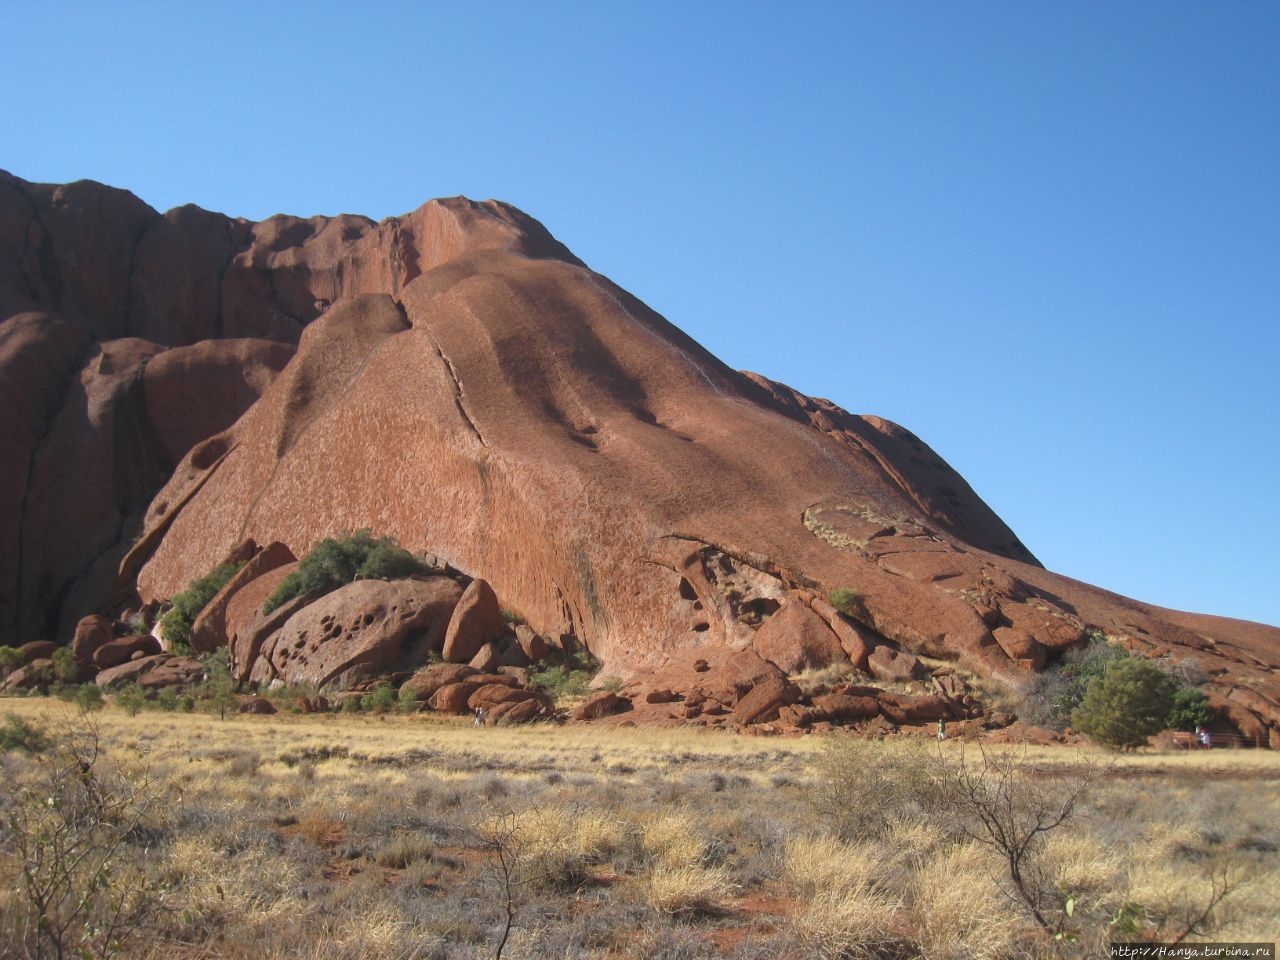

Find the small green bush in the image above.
[
  {"left": 75, "top": 683, "right": 105, "bottom": 712},
  {"left": 361, "top": 684, "right": 397, "bottom": 714},
  {"left": 115, "top": 684, "right": 146, "bottom": 717},
  {"left": 161, "top": 561, "right": 244, "bottom": 651},
  {"left": 52, "top": 646, "right": 80, "bottom": 684},
  {"left": 263, "top": 530, "right": 428, "bottom": 614},
  {"left": 827, "top": 587, "right": 861, "bottom": 617},
  {"left": 530, "top": 666, "right": 593, "bottom": 700},
  {"left": 397, "top": 685, "right": 419, "bottom": 713},
  {"left": 0, "top": 644, "right": 23, "bottom": 678},
  {"left": 1072, "top": 657, "right": 1179, "bottom": 750},
  {"left": 155, "top": 688, "right": 179, "bottom": 712},
  {"left": 0, "top": 712, "right": 49, "bottom": 752}
]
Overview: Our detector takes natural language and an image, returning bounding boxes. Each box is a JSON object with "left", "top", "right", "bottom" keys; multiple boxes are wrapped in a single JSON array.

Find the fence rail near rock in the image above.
[{"left": 1170, "top": 730, "right": 1265, "bottom": 749}]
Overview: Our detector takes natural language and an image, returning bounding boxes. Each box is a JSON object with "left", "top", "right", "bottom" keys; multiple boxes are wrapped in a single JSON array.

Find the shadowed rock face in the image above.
[{"left": 2, "top": 171, "right": 1278, "bottom": 742}]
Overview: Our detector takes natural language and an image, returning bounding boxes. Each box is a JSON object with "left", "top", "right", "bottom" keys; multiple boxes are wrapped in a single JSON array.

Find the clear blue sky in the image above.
[{"left": 4, "top": 1, "right": 1277, "bottom": 627}]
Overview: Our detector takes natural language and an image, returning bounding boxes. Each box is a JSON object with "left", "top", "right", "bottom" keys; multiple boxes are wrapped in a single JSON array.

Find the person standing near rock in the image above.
[{"left": 937, "top": 718, "right": 946, "bottom": 741}]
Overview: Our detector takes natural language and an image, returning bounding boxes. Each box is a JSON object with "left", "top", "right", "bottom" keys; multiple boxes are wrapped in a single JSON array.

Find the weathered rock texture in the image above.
[
  {"left": 2, "top": 171, "right": 1278, "bottom": 742},
  {"left": 252, "top": 577, "right": 462, "bottom": 690}
]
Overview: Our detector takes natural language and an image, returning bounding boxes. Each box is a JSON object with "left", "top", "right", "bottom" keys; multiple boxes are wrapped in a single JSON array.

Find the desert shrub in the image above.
[
  {"left": 159, "top": 561, "right": 243, "bottom": 652},
  {"left": 529, "top": 666, "right": 593, "bottom": 699},
  {"left": 0, "top": 644, "right": 22, "bottom": 678},
  {"left": 75, "top": 683, "right": 106, "bottom": 712},
  {"left": 529, "top": 646, "right": 600, "bottom": 701},
  {"left": 396, "top": 684, "right": 420, "bottom": 713},
  {"left": 0, "top": 712, "right": 49, "bottom": 752},
  {"left": 361, "top": 683, "right": 397, "bottom": 714},
  {"left": 0, "top": 713, "right": 163, "bottom": 959},
  {"left": 934, "top": 744, "right": 1097, "bottom": 934},
  {"left": 52, "top": 645, "right": 80, "bottom": 684},
  {"left": 810, "top": 736, "right": 946, "bottom": 840},
  {"left": 154, "top": 687, "right": 179, "bottom": 712},
  {"left": 263, "top": 530, "right": 428, "bottom": 614},
  {"left": 1072, "top": 657, "right": 1179, "bottom": 750},
  {"left": 115, "top": 683, "right": 147, "bottom": 717},
  {"left": 827, "top": 586, "right": 861, "bottom": 617},
  {"left": 1019, "top": 632, "right": 1130, "bottom": 730}
]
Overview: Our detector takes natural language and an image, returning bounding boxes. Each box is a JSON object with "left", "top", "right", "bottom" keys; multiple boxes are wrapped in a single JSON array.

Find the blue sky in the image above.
[{"left": 4, "top": 1, "right": 1278, "bottom": 626}]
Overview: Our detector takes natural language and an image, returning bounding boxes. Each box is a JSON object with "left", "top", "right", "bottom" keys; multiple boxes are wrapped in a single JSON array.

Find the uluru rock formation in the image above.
[{"left": 2, "top": 170, "right": 1278, "bottom": 743}]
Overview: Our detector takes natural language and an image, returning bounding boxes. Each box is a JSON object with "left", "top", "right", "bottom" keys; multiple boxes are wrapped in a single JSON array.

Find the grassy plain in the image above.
[{"left": 1, "top": 697, "right": 1277, "bottom": 959}]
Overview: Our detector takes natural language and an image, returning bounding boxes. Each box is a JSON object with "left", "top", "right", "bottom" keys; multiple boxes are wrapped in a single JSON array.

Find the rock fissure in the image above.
[
  {"left": 10, "top": 333, "right": 100, "bottom": 641},
  {"left": 120, "top": 216, "right": 154, "bottom": 339},
  {"left": 422, "top": 326, "right": 487, "bottom": 448}
]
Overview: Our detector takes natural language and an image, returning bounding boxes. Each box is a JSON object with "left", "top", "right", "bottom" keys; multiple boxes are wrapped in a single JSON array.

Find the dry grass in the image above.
[{"left": 0, "top": 697, "right": 1276, "bottom": 958}]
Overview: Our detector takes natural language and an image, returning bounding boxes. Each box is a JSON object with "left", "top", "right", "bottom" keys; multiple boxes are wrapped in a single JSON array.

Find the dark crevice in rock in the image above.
[
  {"left": 420, "top": 325, "right": 487, "bottom": 448},
  {"left": 11, "top": 335, "right": 99, "bottom": 644},
  {"left": 13, "top": 181, "right": 63, "bottom": 314},
  {"left": 120, "top": 215, "right": 156, "bottom": 339},
  {"left": 214, "top": 216, "right": 249, "bottom": 341},
  {"left": 48, "top": 355, "right": 173, "bottom": 638}
]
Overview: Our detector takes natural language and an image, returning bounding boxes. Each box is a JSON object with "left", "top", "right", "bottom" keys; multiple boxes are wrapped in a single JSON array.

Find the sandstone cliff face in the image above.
[
  {"left": 0, "top": 170, "right": 573, "bottom": 645},
  {"left": 2, "top": 171, "right": 1277, "bottom": 742}
]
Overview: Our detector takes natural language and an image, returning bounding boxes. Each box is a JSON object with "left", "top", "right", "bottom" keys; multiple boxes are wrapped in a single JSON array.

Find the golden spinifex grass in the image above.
[{"left": 0, "top": 698, "right": 1276, "bottom": 960}]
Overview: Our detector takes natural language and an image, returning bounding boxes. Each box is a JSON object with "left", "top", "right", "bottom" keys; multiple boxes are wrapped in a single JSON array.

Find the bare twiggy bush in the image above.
[
  {"left": 1126, "top": 853, "right": 1260, "bottom": 944},
  {"left": 933, "top": 745, "right": 1096, "bottom": 934},
  {"left": 0, "top": 711, "right": 165, "bottom": 960}
]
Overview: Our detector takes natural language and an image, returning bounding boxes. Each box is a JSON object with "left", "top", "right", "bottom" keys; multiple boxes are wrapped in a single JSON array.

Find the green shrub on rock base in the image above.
[
  {"left": 263, "top": 530, "right": 428, "bottom": 614},
  {"left": 160, "top": 561, "right": 244, "bottom": 652}
]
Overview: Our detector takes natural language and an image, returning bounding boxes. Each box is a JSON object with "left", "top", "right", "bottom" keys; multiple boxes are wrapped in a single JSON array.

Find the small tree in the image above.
[
  {"left": 1072, "top": 657, "right": 1178, "bottom": 750},
  {"left": 200, "top": 649, "right": 238, "bottom": 720},
  {"left": 1167, "top": 686, "right": 1212, "bottom": 733}
]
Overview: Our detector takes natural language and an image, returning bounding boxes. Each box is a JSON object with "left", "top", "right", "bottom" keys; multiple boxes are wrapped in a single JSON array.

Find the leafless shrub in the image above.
[
  {"left": 933, "top": 745, "right": 1096, "bottom": 934},
  {"left": 0, "top": 711, "right": 165, "bottom": 960}
]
